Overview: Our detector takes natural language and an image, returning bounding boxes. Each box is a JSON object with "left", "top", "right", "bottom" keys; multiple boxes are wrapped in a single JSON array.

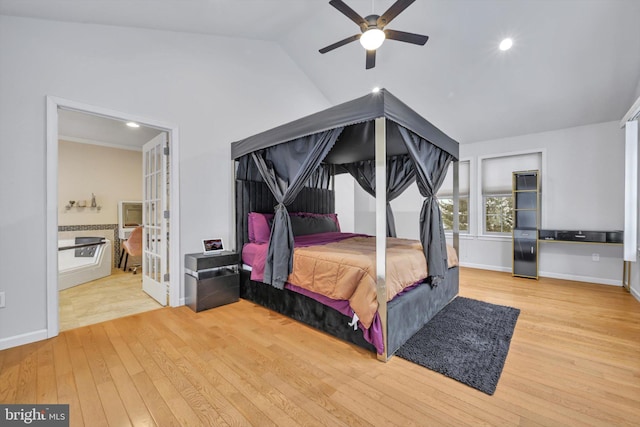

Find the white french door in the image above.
[{"left": 142, "top": 133, "right": 169, "bottom": 305}]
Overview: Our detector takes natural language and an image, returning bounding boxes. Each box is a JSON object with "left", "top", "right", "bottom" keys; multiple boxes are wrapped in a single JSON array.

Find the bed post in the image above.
[
  {"left": 375, "top": 117, "right": 388, "bottom": 362},
  {"left": 453, "top": 161, "right": 459, "bottom": 255},
  {"left": 231, "top": 159, "right": 237, "bottom": 252}
]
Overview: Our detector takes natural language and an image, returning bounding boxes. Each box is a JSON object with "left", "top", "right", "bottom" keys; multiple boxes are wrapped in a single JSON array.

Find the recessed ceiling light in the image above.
[
  {"left": 372, "top": 87, "right": 381, "bottom": 93},
  {"left": 126, "top": 122, "right": 140, "bottom": 128},
  {"left": 499, "top": 38, "right": 513, "bottom": 51}
]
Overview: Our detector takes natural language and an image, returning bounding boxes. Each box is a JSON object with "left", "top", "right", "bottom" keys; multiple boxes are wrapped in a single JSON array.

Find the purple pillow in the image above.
[{"left": 248, "top": 212, "right": 273, "bottom": 244}]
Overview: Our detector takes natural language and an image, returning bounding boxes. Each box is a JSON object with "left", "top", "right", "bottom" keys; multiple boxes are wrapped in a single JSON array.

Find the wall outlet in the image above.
[
  {"left": 592, "top": 253, "right": 600, "bottom": 262},
  {"left": 0, "top": 291, "right": 5, "bottom": 308}
]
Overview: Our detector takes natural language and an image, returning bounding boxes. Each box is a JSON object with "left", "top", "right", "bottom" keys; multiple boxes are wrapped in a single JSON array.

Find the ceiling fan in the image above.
[{"left": 319, "top": 0, "right": 429, "bottom": 69}]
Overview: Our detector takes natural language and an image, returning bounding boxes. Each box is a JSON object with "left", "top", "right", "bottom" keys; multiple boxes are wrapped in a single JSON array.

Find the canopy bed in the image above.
[{"left": 231, "top": 89, "right": 460, "bottom": 360}]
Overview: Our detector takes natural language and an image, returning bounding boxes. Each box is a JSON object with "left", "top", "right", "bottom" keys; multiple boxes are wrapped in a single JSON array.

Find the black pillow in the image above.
[{"left": 290, "top": 215, "right": 338, "bottom": 236}]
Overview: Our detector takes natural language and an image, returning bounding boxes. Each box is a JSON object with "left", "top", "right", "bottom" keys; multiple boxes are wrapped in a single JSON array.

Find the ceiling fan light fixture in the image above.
[
  {"left": 499, "top": 38, "right": 513, "bottom": 51},
  {"left": 360, "top": 28, "right": 385, "bottom": 50}
]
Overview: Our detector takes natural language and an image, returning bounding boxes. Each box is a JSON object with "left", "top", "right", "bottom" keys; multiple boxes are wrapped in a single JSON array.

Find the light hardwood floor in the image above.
[
  {"left": 59, "top": 269, "right": 163, "bottom": 331},
  {"left": 1, "top": 268, "right": 639, "bottom": 426}
]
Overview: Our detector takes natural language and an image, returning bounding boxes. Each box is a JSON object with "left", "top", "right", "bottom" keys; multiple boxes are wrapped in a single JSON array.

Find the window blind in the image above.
[
  {"left": 481, "top": 152, "right": 541, "bottom": 195},
  {"left": 438, "top": 160, "right": 470, "bottom": 197}
]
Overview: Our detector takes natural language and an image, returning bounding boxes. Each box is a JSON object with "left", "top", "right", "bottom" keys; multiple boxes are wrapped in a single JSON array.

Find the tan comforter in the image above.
[{"left": 287, "top": 236, "right": 458, "bottom": 328}]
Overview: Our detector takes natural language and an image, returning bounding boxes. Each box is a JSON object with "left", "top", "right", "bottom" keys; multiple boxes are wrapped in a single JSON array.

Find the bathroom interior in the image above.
[{"left": 57, "top": 110, "right": 163, "bottom": 330}]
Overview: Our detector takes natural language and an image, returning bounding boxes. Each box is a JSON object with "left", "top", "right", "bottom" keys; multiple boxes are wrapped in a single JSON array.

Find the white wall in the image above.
[
  {"left": 0, "top": 15, "right": 330, "bottom": 348},
  {"left": 461, "top": 120, "right": 625, "bottom": 285},
  {"left": 355, "top": 121, "right": 626, "bottom": 285},
  {"left": 334, "top": 173, "right": 355, "bottom": 233},
  {"left": 58, "top": 140, "right": 142, "bottom": 226}
]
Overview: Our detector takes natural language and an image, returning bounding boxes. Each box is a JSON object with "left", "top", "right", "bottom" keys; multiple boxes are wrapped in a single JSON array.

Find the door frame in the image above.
[{"left": 45, "top": 96, "right": 181, "bottom": 338}]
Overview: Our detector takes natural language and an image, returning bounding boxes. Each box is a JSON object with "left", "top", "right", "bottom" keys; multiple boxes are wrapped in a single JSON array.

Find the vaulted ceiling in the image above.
[{"left": 2, "top": 0, "right": 640, "bottom": 144}]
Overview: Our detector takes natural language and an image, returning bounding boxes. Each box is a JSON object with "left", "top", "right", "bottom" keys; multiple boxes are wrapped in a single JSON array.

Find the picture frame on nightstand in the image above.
[{"left": 202, "top": 238, "right": 224, "bottom": 254}]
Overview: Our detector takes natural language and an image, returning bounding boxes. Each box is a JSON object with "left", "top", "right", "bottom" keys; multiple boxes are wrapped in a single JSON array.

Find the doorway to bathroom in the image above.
[{"left": 46, "top": 97, "right": 181, "bottom": 338}]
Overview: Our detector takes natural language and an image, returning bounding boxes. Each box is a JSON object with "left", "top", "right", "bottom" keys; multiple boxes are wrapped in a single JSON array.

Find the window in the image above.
[
  {"left": 484, "top": 195, "right": 513, "bottom": 233},
  {"left": 481, "top": 152, "right": 541, "bottom": 235},
  {"left": 438, "top": 197, "right": 469, "bottom": 232},
  {"left": 437, "top": 160, "right": 470, "bottom": 233}
]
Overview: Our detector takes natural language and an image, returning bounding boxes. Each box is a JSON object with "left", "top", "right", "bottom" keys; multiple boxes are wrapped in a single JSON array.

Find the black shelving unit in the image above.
[{"left": 512, "top": 170, "right": 540, "bottom": 279}]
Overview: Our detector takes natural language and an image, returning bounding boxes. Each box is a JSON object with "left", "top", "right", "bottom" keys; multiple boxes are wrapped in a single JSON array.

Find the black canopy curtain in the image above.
[
  {"left": 397, "top": 126, "right": 453, "bottom": 284},
  {"left": 245, "top": 122, "right": 453, "bottom": 290},
  {"left": 231, "top": 89, "right": 459, "bottom": 290},
  {"left": 342, "top": 155, "right": 415, "bottom": 237},
  {"left": 250, "top": 127, "right": 344, "bottom": 288}
]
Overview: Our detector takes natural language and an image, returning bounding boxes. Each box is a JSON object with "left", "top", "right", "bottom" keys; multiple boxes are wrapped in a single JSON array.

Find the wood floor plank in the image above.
[
  {"left": 200, "top": 317, "right": 345, "bottom": 421},
  {"left": 150, "top": 333, "right": 257, "bottom": 426},
  {"left": 207, "top": 328, "right": 346, "bottom": 427},
  {"left": 151, "top": 376, "right": 205, "bottom": 427},
  {"left": 248, "top": 322, "right": 448, "bottom": 425},
  {"left": 130, "top": 371, "right": 181, "bottom": 427},
  {"left": 66, "top": 328, "right": 109, "bottom": 426},
  {"left": 115, "top": 319, "right": 215, "bottom": 426},
  {"left": 91, "top": 324, "right": 157, "bottom": 427},
  {"left": 135, "top": 332, "right": 229, "bottom": 426},
  {"left": 105, "top": 363, "right": 157, "bottom": 427},
  {"left": 102, "top": 322, "right": 145, "bottom": 377},
  {"left": 52, "top": 335, "right": 84, "bottom": 427},
  {"left": 0, "top": 344, "right": 22, "bottom": 404},
  {"left": 14, "top": 342, "right": 37, "bottom": 404},
  {"left": 36, "top": 340, "right": 58, "bottom": 404},
  {"left": 79, "top": 326, "right": 114, "bottom": 386},
  {"left": 178, "top": 340, "right": 296, "bottom": 426},
  {"left": 95, "top": 380, "right": 133, "bottom": 427},
  {"left": 223, "top": 331, "right": 370, "bottom": 427},
  {"left": 198, "top": 326, "right": 318, "bottom": 425},
  {"left": 163, "top": 308, "right": 308, "bottom": 426},
  {"left": 216, "top": 304, "right": 481, "bottom": 427},
  {"left": 1, "top": 267, "right": 639, "bottom": 426}
]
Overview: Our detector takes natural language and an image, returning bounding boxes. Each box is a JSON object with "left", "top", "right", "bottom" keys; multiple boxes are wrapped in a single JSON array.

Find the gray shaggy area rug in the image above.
[{"left": 395, "top": 296, "right": 520, "bottom": 395}]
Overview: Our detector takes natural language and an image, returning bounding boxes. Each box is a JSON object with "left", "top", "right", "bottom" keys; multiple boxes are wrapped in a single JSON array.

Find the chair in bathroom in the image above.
[{"left": 120, "top": 225, "right": 143, "bottom": 274}]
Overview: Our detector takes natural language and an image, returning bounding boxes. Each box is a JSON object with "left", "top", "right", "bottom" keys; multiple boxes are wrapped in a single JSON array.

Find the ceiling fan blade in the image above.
[
  {"left": 319, "top": 34, "right": 361, "bottom": 53},
  {"left": 378, "top": 0, "right": 416, "bottom": 27},
  {"left": 384, "top": 29, "right": 429, "bottom": 45},
  {"left": 366, "top": 49, "right": 376, "bottom": 69},
  {"left": 329, "top": 0, "right": 367, "bottom": 30}
]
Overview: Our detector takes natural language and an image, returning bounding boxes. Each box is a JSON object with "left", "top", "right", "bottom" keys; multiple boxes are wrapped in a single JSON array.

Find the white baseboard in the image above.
[
  {"left": 459, "top": 262, "right": 511, "bottom": 273},
  {"left": 630, "top": 286, "right": 640, "bottom": 302},
  {"left": 0, "top": 329, "right": 48, "bottom": 351},
  {"left": 459, "top": 263, "right": 622, "bottom": 286},
  {"left": 539, "top": 270, "right": 621, "bottom": 286}
]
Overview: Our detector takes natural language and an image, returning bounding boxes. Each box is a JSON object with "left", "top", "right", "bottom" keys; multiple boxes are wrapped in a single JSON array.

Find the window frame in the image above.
[
  {"left": 477, "top": 150, "right": 545, "bottom": 239},
  {"left": 438, "top": 196, "right": 470, "bottom": 234},
  {"left": 482, "top": 193, "right": 514, "bottom": 235},
  {"left": 437, "top": 159, "right": 472, "bottom": 236}
]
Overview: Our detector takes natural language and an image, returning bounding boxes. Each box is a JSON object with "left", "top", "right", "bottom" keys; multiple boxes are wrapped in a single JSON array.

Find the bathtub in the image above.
[{"left": 58, "top": 237, "right": 112, "bottom": 290}]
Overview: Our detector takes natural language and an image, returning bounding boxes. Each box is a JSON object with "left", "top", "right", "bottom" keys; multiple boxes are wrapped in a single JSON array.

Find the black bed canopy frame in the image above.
[{"left": 231, "top": 89, "right": 460, "bottom": 361}]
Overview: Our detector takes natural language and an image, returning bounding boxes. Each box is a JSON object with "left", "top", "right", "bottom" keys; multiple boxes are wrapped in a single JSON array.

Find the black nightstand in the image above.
[{"left": 184, "top": 251, "right": 240, "bottom": 312}]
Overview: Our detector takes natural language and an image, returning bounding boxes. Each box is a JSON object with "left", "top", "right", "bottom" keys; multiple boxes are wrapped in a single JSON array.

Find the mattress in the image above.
[{"left": 243, "top": 232, "right": 458, "bottom": 329}]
